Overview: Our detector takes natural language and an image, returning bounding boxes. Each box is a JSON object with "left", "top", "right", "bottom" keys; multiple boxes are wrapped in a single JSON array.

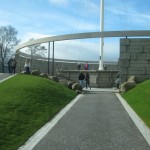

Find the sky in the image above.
[{"left": 0, "top": 0, "right": 150, "bottom": 62}]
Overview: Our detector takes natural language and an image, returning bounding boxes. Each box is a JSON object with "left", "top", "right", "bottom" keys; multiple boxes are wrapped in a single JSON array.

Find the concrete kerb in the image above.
[
  {"left": 18, "top": 94, "right": 83, "bottom": 150},
  {"left": 83, "top": 87, "right": 119, "bottom": 93},
  {"left": 116, "top": 93, "right": 150, "bottom": 146}
]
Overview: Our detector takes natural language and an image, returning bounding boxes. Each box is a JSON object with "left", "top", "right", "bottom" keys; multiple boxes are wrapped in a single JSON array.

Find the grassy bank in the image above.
[
  {"left": 0, "top": 75, "right": 77, "bottom": 150},
  {"left": 122, "top": 80, "right": 150, "bottom": 128}
]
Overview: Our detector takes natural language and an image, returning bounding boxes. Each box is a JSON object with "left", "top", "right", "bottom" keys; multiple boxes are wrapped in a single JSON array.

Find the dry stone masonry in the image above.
[{"left": 119, "top": 38, "right": 150, "bottom": 84}]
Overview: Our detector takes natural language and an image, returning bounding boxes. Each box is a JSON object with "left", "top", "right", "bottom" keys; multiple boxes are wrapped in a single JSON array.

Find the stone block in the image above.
[
  {"left": 132, "top": 74, "right": 147, "bottom": 83},
  {"left": 49, "top": 76, "right": 59, "bottom": 82},
  {"left": 130, "top": 59, "right": 148, "bottom": 64},
  {"left": 146, "top": 69, "right": 150, "bottom": 74},
  {"left": 31, "top": 70, "right": 41, "bottom": 76},
  {"left": 120, "top": 74, "right": 127, "bottom": 84},
  {"left": 121, "top": 81, "right": 136, "bottom": 92},
  {"left": 59, "top": 79, "right": 69, "bottom": 87},
  {"left": 90, "top": 75, "right": 97, "bottom": 83},
  {"left": 142, "top": 68, "right": 146, "bottom": 75},
  {"left": 120, "top": 53, "right": 130, "bottom": 59},
  {"left": 39, "top": 73, "right": 48, "bottom": 78},
  {"left": 128, "top": 70, "right": 144, "bottom": 75},
  {"left": 146, "top": 53, "right": 150, "bottom": 61},
  {"left": 120, "top": 38, "right": 130, "bottom": 46},
  {"left": 129, "top": 63, "right": 146, "bottom": 68},
  {"left": 127, "top": 76, "right": 136, "bottom": 82},
  {"left": 72, "top": 83, "right": 82, "bottom": 91},
  {"left": 144, "top": 46, "right": 150, "bottom": 52},
  {"left": 120, "top": 46, "right": 127, "bottom": 52},
  {"left": 127, "top": 46, "right": 143, "bottom": 53},
  {"left": 119, "top": 67, "right": 128, "bottom": 74},
  {"left": 119, "top": 60, "right": 130, "bottom": 67},
  {"left": 135, "top": 53, "right": 148, "bottom": 59}
]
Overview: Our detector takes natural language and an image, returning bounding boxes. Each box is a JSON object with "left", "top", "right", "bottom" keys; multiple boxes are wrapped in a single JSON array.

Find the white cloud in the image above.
[
  {"left": 21, "top": 32, "right": 51, "bottom": 43},
  {"left": 54, "top": 40, "right": 99, "bottom": 61},
  {"left": 103, "top": 39, "right": 119, "bottom": 61},
  {"left": 48, "top": 0, "right": 69, "bottom": 6},
  {"left": 48, "top": 38, "right": 119, "bottom": 62},
  {"left": 105, "top": 0, "right": 150, "bottom": 30}
]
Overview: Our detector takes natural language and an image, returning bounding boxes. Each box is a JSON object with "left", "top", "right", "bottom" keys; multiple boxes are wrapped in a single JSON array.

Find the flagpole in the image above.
[{"left": 99, "top": 0, "right": 104, "bottom": 70}]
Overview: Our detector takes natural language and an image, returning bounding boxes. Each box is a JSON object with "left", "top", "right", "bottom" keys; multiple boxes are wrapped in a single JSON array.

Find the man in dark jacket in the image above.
[
  {"left": 85, "top": 72, "right": 91, "bottom": 89},
  {"left": 78, "top": 72, "right": 85, "bottom": 88},
  {"left": 7, "top": 58, "right": 13, "bottom": 74}
]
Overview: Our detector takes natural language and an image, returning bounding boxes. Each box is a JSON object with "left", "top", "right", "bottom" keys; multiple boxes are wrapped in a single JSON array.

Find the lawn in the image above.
[
  {"left": 121, "top": 80, "right": 150, "bottom": 128},
  {"left": 0, "top": 74, "right": 77, "bottom": 150}
]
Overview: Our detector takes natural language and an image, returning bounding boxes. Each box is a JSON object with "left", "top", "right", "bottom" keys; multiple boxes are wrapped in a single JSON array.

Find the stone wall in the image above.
[
  {"left": 15, "top": 52, "right": 118, "bottom": 75},
  {"left": 119, "top": 38, "right": 150, "bottom": 84},
  {"left": 57, "top": 70, "right": 118, "bottom": 88}
]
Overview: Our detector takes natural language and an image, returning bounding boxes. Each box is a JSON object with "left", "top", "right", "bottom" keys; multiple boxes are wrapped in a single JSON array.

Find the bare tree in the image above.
[
  {"left": 26, "top": 38, "right": 47, "bottom": 58},
  {"left": 0, "top": 25, "right": 20, "bottom": 72}
]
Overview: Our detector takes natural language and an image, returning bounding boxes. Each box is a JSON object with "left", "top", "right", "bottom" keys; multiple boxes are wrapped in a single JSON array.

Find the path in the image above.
[{"left": 31, "top": 91, "right": 150, "bottom": 150}]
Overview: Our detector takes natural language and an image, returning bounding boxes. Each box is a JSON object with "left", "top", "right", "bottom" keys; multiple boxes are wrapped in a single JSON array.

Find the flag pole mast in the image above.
[{"left": 99, "top": 0, "right": 104, "bottom": 70}]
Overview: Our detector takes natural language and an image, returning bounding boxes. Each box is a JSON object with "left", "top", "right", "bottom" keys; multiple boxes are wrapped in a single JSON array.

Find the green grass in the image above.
[
  {"left": 0, "top": 74, "right": 77, "bottom": 150},
  {"left": 121, "top": 80, "right": 150, "bottom": 128}
]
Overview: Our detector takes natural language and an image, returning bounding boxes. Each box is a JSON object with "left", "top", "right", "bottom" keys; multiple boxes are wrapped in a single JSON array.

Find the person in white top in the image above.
[{"left": 24, "top": 59, "right": 31, "bottom": 74}]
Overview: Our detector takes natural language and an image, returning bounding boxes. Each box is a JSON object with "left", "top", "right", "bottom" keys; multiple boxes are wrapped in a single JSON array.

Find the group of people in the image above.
[
  {"left": 7, "top": 58, "right": 31, "bottom": 74},
  {"left": 7, "top": 58, "right": 17, "bottom": 74},
  {"left": 78, "top": 72, "right": 91, "bottom": 89},
  {"left": 77, "top": 62, "right": 89, "bottom": 70},
  {"left": 78, "top": 72, "right": 120, "bottom": 90},
  {"left": 7, "top": 57, "right": 120, "bottom": 89}
]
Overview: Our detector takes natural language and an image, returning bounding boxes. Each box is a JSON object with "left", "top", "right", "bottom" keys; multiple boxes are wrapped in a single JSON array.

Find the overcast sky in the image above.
[{"left": 0, "top": 0, "right": 150, "bottom": 61}]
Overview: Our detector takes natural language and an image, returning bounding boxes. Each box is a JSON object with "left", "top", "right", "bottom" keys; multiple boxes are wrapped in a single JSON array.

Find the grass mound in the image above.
[
  {"left": 0, "top": 75, "right": 77, "bottom": 150},
  {"left": 122, "top": 80, "right": 150, "bottom": 128}
]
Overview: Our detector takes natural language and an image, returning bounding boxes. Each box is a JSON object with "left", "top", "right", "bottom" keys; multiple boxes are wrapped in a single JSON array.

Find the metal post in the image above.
[
  {"left": 30, "top": 46, "right": 33, "bottom": 67},
  {"left": 52, "top": 41, "right": 54, "bottom": 76},
  {"left": 48, "top": 42, "right": 50, "bottom": 74},
  {"left": 99, "top": 0, "right": 104, "bottom": 70},
  {"left": 0, "top": 46, "right": 3, "bottom": 73},
  {"left": 20, "top": 54, "right": 22, "bottom": 73},
  {"left": 0, "top": 43, "right": 4, "bottom": 73}
]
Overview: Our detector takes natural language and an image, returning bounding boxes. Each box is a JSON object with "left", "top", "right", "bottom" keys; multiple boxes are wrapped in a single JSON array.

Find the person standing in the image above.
[
  {"left": 85, "top": 72, "right": 91, "bottom": 89},
  {"left": 84, "top": 62, "right": 89, "bottom": 70},
  {"left": 78, "top": 72, "right": 85, "bottom": 88},
  {"left": 24, "top": 59, "right": 31, "bottom": 74},
  {"left": 11, "top": 58, "right": 17, "bottom": 74},
  {"left": 7, "top": 58, "right": 13, "bottom": 74},
  {"left": 77, "top": 63, "right": 81, "bottom": 70},
  {"left": 115, "top": 74, "right": 120, "bottom": 89}
]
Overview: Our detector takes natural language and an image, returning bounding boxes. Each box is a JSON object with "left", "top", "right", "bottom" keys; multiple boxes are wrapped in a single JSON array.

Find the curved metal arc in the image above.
[{"left": 15, "top": 30, "right": 150, "bottom": 52}]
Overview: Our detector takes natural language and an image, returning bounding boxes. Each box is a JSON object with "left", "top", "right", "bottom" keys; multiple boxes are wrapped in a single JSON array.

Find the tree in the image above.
[
  {"left": 0, "top": 25, "right": 20, "bottom": 73},
  {"left": 26, "top": 38, "right": 47, "bottom": 58}
]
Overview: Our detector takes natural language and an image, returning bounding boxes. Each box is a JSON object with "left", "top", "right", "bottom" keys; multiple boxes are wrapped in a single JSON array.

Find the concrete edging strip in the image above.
[
  {"left": 0, "top": 74, "right": 16, "bottom": 83},
  {"left": 18, "top": 94, "right": 83, "bottom": 150},
  {"left": 116, "top": 93, "right": 150, "bottom": 146}
]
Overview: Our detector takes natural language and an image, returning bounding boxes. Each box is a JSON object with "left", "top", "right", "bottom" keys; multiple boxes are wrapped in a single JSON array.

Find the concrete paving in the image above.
[
  {"left": 25, "top": 90, "right": 149, "bottom": 150},
  {"left": 0, "top": 73, "right": 15, "bottom": 83}
]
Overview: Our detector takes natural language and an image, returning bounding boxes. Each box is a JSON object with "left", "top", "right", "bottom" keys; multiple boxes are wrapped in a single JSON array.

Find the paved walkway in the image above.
[
  {"left": 0, "top": 73, "right": 15, "bottom": 83},
  {"left": 0, "top": 74, "right": 149, "bottom": 150},
  {"left": 21, "top": 89, "right": 150, "bottom": 150}
]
